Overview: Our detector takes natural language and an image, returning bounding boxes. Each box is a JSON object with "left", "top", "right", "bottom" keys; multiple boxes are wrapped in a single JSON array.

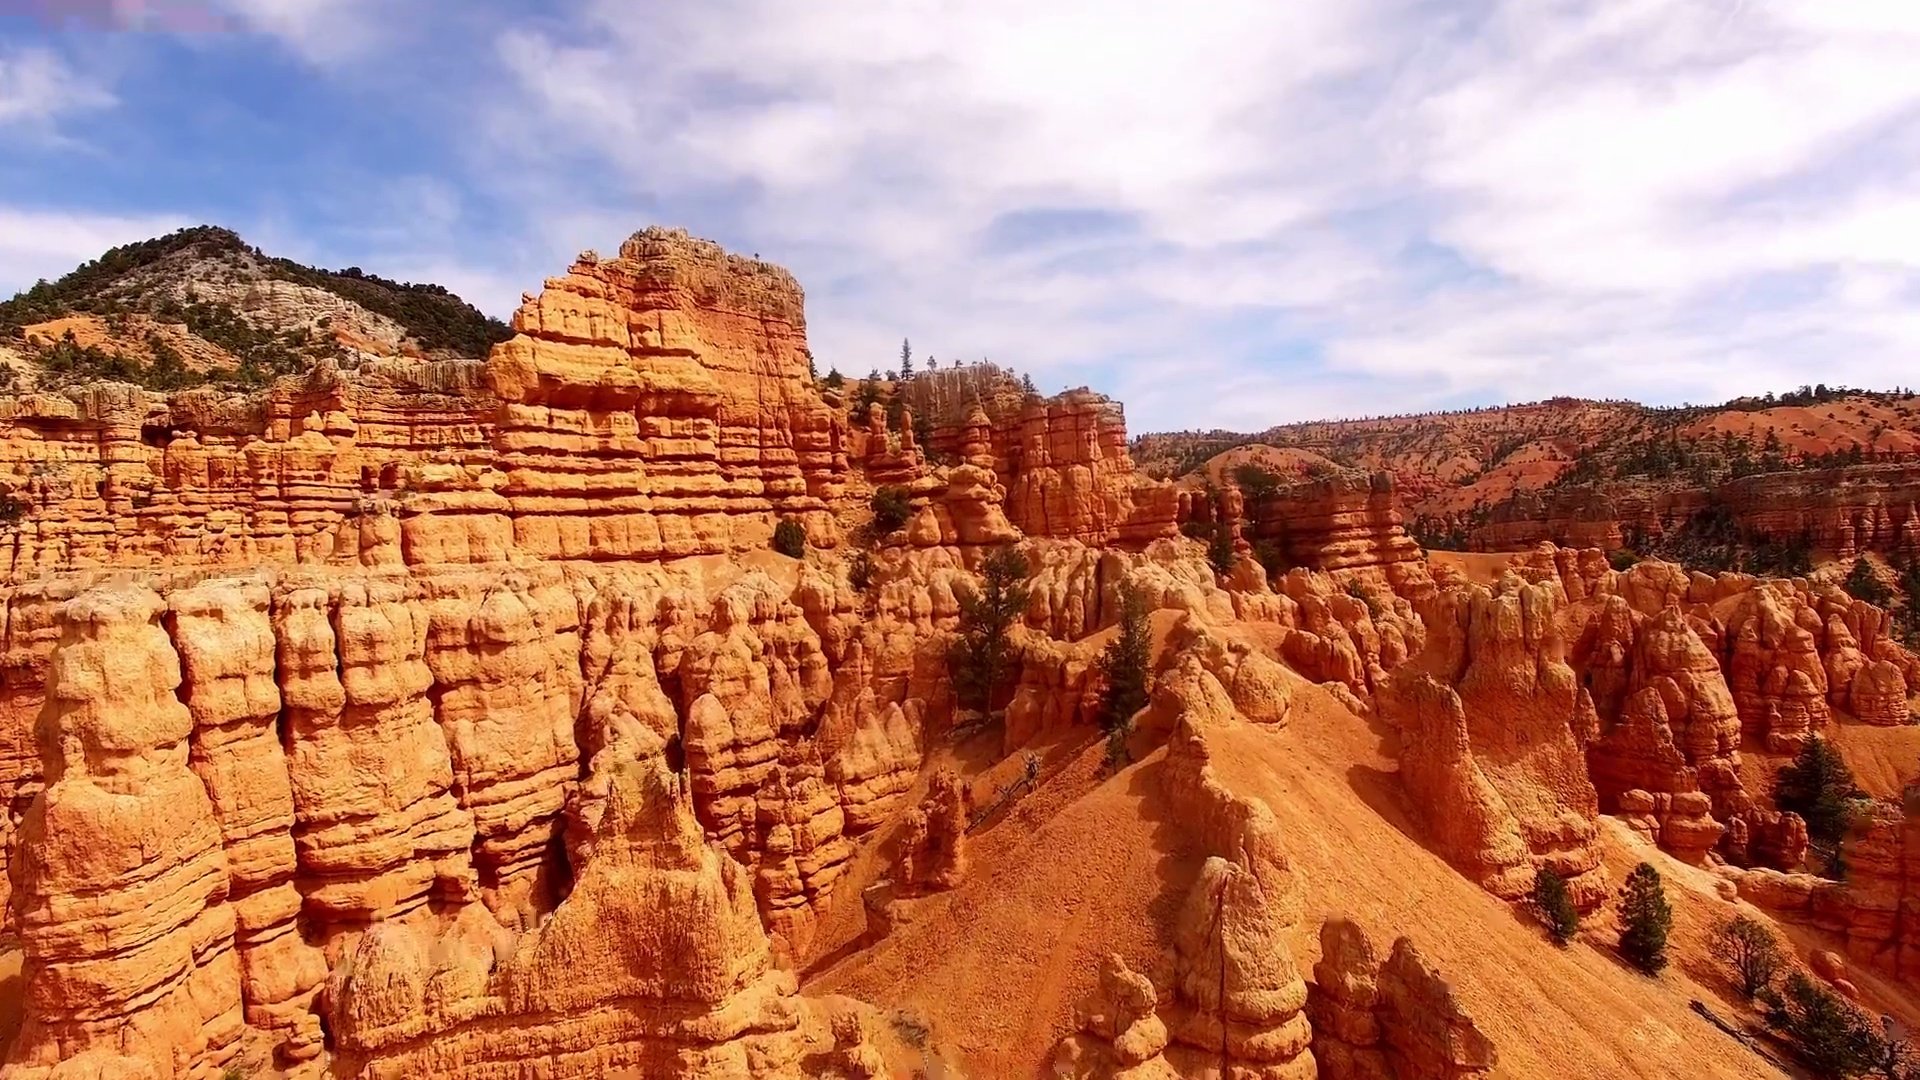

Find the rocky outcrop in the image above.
[
  {"left": 1241, "top": 469, "right": 1435, "bottom": 593},
  {"left": 995, "top": 390, "right": 1171, "bottom": 545},
  {"left": 1308, "top": 918, "right": 1496, "bottom": 1080},
  {"left": 325, "top": 730, "right": 823, "bottom": 1078},
  {"left": 170, "top": 581, "right": 329, "bottom": 1061},
  {"left": 1724, "top": 587, "right": 1832, "bottom": 751},
  {"left": 1468, "top": 464, "right": 1920, "bottom": 563},
  {"left": 4, "top": 587, "right": 247, "bottom": 1079},
  {"left": 1570, "top": 599, "right": 1738, "bottom": 862},
  {"left": 1731, "top": 798, "right": 1920, "bottom": 982},
  {"left": 894, "top": 769, "right": 968, "bottom": 892},
  {"left": 0, "top": 228, "right": 850, "bottom": 584},
  {"left": 1055, "top": 652, "right": 1317, "bottom": 1080},
  {"left": 1386, "top": 577, "right": 1605, "bottom": 907}
]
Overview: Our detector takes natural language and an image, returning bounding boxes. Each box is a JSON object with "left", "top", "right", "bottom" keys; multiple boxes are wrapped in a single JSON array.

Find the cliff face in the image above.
[
  {"left": 1244, "top": 469, "right": 1434, "bottom": 592},
  {"left": 8, "top": 231, "right": 1918, "bottom": 1078},
  {"left": 0, "top": 227, "right": 848, "bottom": 582},
  {"left": 1470, "top": 464, "right": 1920, "bottom": 561}
]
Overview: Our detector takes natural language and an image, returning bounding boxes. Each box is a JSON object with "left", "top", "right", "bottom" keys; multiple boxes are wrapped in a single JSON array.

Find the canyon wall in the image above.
[{"left": 1472, "top": 462, "right": 1920, "bottom": 560}]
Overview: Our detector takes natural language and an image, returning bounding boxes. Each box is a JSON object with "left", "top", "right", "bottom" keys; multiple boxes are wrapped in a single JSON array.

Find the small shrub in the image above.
[
  {"left": 1104, "top": 719, "right": 1133, "bottom": 774},
  {"left": 848, "top": 550, "right": 873, "bottom": 593},
  {"left": 870, "top": 485, "right": 914, "bottom": 535},
  {"left": 1180, "top": 519, "right": 1212, "bottom": 541},
  {"left": 889, "top": 1011, "right": 931, "bottom": 1050},
  {"left": 1617, "top": 862, "right": 1672, "bottom": 975},
  {"left": 1760, "top": 971, "right": 1885, "bottom": 1077},
  {"left": 1715, "top": 914, "right": 1782, "bottom": 999},
  {"left": 1230, "top": 463, "right": 1283, "bottom": 503},
  {"left": 1253, "top": 539, "right": 1290, "bottom": 580},
  {"left": 1206, "top": 521, "right": 1235, "bottom": 576},
  {"left": 0, "top": 492, "right": 26, "bottom": 526},
  {"left": 1532, "top": 868, "right": 1580, "bottom": 946},
  {"left": 1607, "top": 548, "right": 1640, "bottom": 572},
  {"left": 771, "top": 517, "right": 806, "bottom": 558}
]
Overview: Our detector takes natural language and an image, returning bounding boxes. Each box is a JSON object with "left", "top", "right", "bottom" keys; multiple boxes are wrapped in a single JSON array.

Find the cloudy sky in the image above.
[{"left": 4, "top": 1, "right": 1920, "bottom": 431}]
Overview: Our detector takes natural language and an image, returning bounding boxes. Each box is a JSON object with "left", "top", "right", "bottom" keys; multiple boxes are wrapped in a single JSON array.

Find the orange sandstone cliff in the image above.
[{"left": 0, "top": 230, "right": 1908, "bottom": 1079}]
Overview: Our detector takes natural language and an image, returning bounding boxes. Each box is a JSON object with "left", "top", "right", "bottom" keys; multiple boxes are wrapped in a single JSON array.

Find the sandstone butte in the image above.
[{"left": 0, "top": 227, "right": 1915, "bottom": 1079}]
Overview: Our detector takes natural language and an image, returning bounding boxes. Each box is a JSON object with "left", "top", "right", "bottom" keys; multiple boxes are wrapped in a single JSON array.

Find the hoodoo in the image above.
[{"left": 0, "top": 229, "right": 1915, "bottom": 1079}]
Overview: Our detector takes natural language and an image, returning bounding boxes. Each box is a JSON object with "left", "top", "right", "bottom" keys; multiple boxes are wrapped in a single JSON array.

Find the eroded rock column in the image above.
[{"left": 5, "top": 586, "right": 245, "bottom": 1078}]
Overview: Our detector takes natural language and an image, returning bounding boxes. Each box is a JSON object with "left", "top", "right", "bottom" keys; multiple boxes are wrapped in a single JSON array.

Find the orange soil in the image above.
[
  {"left": 23, "top": 314, "right": 237, "bottom": 370},
  {"left": 808, "top": 673, "right": 1798, "bottom": 1078}
]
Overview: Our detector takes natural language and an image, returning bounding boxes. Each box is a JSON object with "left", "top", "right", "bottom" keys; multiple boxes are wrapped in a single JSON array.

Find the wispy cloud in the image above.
[
  {"left": 9, "top": 1, "right": 1920, "bottom": 429},
  {"left": 202, "top": 0, "right": 390, "bottom": 65},
  {"left": 0, "top": 207, "right": 189, "bottom": 293},
  {"left": 477, "top": 0, "right": 1920, "bottom": 427},
  {"left": 0, "top": 44, "right": 114, "bottom": 130}
]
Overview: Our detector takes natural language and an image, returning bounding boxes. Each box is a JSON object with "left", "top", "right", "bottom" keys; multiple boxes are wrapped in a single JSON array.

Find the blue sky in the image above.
[{"left": 5, "top": 1, "right": 1920, "bottom": 431}]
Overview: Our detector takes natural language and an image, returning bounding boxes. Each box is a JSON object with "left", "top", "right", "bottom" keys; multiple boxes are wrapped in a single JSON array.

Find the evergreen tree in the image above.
[
  {"left": 1776, "top": 735, "right": 1866, "bottom": 875},
  {"left": 1845, "top": 557, "right": 1893, "bottom": 607},
  {"left": 1021, "top": 373, "right": 1038, "bottom": 398},
  {"left": 1760, "top": 971, "right": 1885, "bottom": 1077},
  {"left": 1532, "top": 868, "right": 1580, "bottom": 946},
  {"left": 1617, "top": 862, "right": 1672, "bottom": 975},
  {"left": 1716, "top": 914, "right": 1783, "bottom": 998},
  {"left": 900, "top": 338, "right": 913, "bottom": 378},
  {"left": 927, "top": 355, "right": 939, "bottom": 371},
  {"left": 858, "top": 369, "right": 883, "bottom": 412},
  {"left": 1206, "top": 520, "right": 1236, "bottom": 577},
  {"left": 1097, "top": 584, "right": 1152, "bottom": 733},
  {"left": 950, "top": 545, "right": 1031, "bottom": 715},
  {"left": 913, "top": 409, "right": 934, "bottom": 455},
  {"left": 824, "top": 367, "right": 845, "bottom": 389}
]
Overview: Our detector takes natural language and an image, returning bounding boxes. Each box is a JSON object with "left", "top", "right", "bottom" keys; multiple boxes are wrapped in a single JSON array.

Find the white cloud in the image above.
[
  {"left": 0, "top": 45, "right": 114, "bottom": 129},
  {"left": 0, "top": 207, "right": 189, "bottom": 297},
  {"left": 466, "top": 0, "right": 1920, "bottom": 429},
  {"left": 205, "top": 0, "right": 387, "bottom": 65}
]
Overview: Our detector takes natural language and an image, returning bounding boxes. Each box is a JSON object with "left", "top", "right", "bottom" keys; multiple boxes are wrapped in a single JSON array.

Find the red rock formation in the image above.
[
  {"left": 325, "top": 730, "right": 826, "bottom": 1078},
  {"left": 894, "top": 768, "right": 968, "bottom": 892},
  {"left": 1057, "top": 653, "right": 1317, "bottom": 1079},
  {"left": 1308, "top": 918, "right": 1496, "bottom": 1080},
  {"left": 1468, "top": 464, "right": 1920, "bottom": 564},
  {"left": 1724, "top": 587, "right": 1832, "bottom": 751},
  {"left": 1732, "top": 798, "right": 1920, "bottom": 983},
  {"left": 1387, "top": 577, "right": 1605, "bottom": 907},
  {"left": 5, "top": 587, "right": 246, "bottom": 1078},
  {"left": 1054, "top": 954, "right": 1175, "bottom": 1078},
  {"left": 1241, "top": 469, "right": 1434, "bottom": 594},
  {"left": 1570, "top": 599, "right": 1738, "bottom": 861},
  {"left": 170, "top": 581, "right": 328, "bottom": 1062}
]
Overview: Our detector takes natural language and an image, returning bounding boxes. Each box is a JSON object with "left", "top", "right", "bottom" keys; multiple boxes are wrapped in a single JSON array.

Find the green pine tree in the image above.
[
  {"left": 900, "top": 337, "right": 913, "bottom": 377},
  {"left": 949, "top": 545, "right": 1031, "bottom": 716},
  {"left": 1618, "top": 862, "right": 1672, "bottom": 975},
  {"left": 1844, "top": 557, "right": 1893, "bottom": 607},
  {"left": 1759, "top": 971, "right": 1885, "bottom": 1077},
  {"left": 1532, "top": 868, "right": 1580, "bottom": 946},
  {"left": 1098, "top": 584, "right": 1152, "bottom": 733},
  {"left": 1776, "top": 735, "right": 1866, "bottom": 877}
]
